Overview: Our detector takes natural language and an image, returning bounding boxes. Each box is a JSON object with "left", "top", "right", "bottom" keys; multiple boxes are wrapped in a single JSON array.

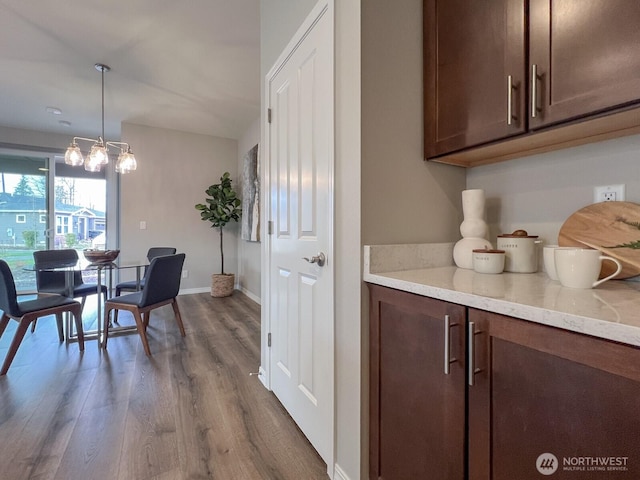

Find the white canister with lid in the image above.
[{"left": 496, "top": 230, "right": 541, "bottom": 273}]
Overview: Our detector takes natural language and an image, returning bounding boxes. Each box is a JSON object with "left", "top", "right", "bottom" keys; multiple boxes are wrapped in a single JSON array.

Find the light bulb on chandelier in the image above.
[{"left": 64, "top": 63, "right": 138, "bottom": 174}]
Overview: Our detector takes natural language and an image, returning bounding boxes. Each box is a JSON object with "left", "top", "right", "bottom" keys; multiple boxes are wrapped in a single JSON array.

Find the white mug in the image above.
[
  {"left": 554, "top": 248, "right": 622, "bottom": 289},
  {"left": 543, "top": 245, "right": 559, "bottom": 281}
]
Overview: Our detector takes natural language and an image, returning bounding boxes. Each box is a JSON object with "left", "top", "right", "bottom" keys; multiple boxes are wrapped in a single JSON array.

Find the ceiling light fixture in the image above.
[{"left": 64, "top": 63, "right": 137, "bottom": 174}]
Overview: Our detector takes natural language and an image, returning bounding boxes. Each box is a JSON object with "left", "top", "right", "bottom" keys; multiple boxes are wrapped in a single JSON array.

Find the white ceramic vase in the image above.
[{"left": 453, "top": 189, "right": 492, "bottom": 269}]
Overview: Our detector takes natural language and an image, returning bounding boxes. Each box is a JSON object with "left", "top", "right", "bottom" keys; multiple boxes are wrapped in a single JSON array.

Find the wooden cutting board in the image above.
[{"left": 558, "top": 201, "right": 640, "bottom": 279}]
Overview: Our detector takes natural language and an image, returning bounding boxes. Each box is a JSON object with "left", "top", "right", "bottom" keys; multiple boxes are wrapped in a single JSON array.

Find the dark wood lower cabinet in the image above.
[
  {"left": 368, "top": 284, "right": 466, "bottom": 480},
  {"left": 368, "top": 284, "right": 640, "bottom": 479},
  {"left": 468, "top": 308, "right": 640, "bottom": 480}
]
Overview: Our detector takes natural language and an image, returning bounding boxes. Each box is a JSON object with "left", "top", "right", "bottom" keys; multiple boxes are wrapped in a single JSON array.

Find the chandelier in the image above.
[{"left": 64, "top": 63, "right": 138, "bottom": 174}]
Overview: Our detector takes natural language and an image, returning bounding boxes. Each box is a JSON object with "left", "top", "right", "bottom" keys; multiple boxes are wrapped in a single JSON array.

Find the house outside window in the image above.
[
  {"left": 16, "top": 214, "right": 26, "bottom": 223},
  {"left": 39, "top": 214, "right": 46, "bottom": 223}
]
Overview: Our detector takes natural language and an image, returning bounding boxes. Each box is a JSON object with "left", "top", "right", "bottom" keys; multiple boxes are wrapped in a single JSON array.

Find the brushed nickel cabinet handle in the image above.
[
  {"left": 444, "top": 315, "right": 451, "bottom": 374},
  {"left": 531, "top": 64, "right": 539, "bottom": 118},
  {"left": 468, "top": 321, "right": 475, "bottom": 385},
  {"left": 444, "top": 315, "right": 458, "bottom": 375},
  {"left": 468, "top": 321, "right": 483, "bottom": 386},
  {"left": 507, "top": 75, "right": 516, "bottom": 126}
]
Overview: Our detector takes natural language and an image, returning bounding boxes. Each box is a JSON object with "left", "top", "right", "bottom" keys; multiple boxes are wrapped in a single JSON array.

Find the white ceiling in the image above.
[{"left": 0, "top": 0, "right": 260, "bottom": 143}]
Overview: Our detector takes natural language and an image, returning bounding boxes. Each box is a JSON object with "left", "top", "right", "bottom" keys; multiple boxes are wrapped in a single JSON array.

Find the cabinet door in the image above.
[
  {"left": 424, "top": 0, "right": 526, "bottom": 158},
  {"left": 529, "top": 0, "right": 640, "bottom": 129},
  {"left": 468, "top": 309, "right": 640, "bottom": 480},
  {"left": 368, "top": 284, "right": 466, "bottom": 480}
]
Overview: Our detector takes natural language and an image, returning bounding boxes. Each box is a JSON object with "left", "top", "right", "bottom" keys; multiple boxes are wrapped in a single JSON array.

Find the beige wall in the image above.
[
  {"left": 361, "top": 1, "right": 466, "bottom": 246},
  {"left": 236, "top": 117, "right": 261, "bottom": 302},
  {"left": 467, "top": 134, "right": 640, "bottom": 253},
  {"left": 0, "top": 125, "right": 71, "bottom": 151},
  {"left": 120, "top": 123, "right": 239, "bottom": 292}
]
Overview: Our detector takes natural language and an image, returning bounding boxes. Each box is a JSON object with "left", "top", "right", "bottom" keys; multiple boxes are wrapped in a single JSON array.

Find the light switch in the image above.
[{"left": 139, "top": 221, "right": 147, "bottom": 230}]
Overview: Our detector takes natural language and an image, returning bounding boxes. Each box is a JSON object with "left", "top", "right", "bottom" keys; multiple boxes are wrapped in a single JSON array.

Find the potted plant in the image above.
[{"left": 195, "top": 172, "right": 242, "bottom": 297}]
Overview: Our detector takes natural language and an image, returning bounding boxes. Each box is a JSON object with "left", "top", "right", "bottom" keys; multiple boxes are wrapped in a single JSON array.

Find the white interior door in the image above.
[{"left": 265, "top": 2, "right": 334, "bottom": 471}]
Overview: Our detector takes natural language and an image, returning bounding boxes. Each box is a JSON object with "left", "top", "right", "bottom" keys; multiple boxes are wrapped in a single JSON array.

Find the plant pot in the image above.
[{"left": 211, "top": 273, "right": 235, "bottom": 297}]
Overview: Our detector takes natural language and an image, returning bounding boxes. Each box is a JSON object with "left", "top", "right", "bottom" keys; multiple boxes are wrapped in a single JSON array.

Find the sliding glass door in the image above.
[
  {"left": 0, "top": 152, "right": 107, "bottom": 291},
  {"left": 54, "top": 163, "right": 107, "bottom": 250},
  {"left": 0, "top": 154, "right": 50, "bottom": 290}
]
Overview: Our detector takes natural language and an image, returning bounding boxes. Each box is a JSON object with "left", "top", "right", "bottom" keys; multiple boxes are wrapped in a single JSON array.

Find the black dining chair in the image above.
[
  {"left": 32, "top": 249, "right": 108, "bottom": 335},
  {"left": 104, "top": 253, "right": 186, "bottom": 356},
  {"left": 114, "top": 247, "right": 177, "bottom": 296},
  {"left": 33, "top": 249, "right": 108, "bottom": 307},
  {"left": 0, "top": 259, "right": 84, "bottom": 375}
]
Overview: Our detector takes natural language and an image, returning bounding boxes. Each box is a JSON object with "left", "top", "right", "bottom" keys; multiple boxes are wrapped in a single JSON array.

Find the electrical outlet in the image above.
[
  {"left": 182, "top": 269, "right": 188, "bottom": 278},
  {"left": 594, "top": 184, "right": 625, "bottom": 203}
]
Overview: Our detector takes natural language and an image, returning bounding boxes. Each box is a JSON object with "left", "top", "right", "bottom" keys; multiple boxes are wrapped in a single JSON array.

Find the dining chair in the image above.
[
  {"left": 0, "top": 259, "right": 84, "bottom": 375},
  {"left": 33, "top": 249, "right": 108, "bottom": 307},
  {"left": 114, "top": 247, "right": 177, "bottom": 296},
  {"left": 32, "top": 249, "right": 108, "bottom": 335},
  {"left": 104, "top": 253, "right": 186, "bottom": 356}
]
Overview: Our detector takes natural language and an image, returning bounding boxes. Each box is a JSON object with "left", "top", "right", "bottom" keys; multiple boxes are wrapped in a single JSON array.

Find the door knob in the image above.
[{"left": 303, "top": 252, "right": 326, "bottom": 267}]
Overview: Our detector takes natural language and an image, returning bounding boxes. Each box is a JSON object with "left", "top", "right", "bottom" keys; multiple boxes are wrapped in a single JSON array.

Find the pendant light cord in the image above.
[{"left": 101, "top": 66, "right": 105, "bottom": 142}]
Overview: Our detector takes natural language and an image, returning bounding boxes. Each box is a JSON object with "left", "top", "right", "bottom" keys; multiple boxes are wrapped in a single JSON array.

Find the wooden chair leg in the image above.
[
  {"left": 103, "top": 305, "right": 113, "bottom": 349},
  {"left": 71, "top": 314, "right": 84, "bottom": 352},
  {"left": 80, "top": 296, "right": 87, "bottom": 311},
  {"left": 1, "top": 317, "right": 31, "bottom": 376},
  {"left": 132, "top": 309, "right": 151, "bottom": 356},
  {"left": 53, "top": 313, "right": 64, "bottom": 342},
  {"left": 171, "top": 299, "right": 186, "bottom": 337},
  {"left": 142, "top": 311, "right": 150, "bottom": 330},
  {"left": 0, "top": 313, "right": 10, "bottom": 339},
  {"left": 30, "top": 318, "right": 38, "bottom": 333}
]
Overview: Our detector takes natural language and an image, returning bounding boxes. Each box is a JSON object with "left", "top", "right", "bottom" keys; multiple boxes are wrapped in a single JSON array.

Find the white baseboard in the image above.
[
  {"left": 179, "top": 286, "right": 261, "bottom": 302},
  {"left": 240, "top": 287, "right": 261, "bottom": 304},
  {"left": 333, "top": 463, "right": 351, "bottom": 480},
  {"left": 178, "top": 287, "right": 210, "bottom": 295}
]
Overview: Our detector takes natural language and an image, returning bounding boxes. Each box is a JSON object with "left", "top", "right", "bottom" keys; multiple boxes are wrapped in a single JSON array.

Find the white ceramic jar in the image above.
[
  {"left": 496, "top": 230, "right": 541, "bottom": 273},
  {"left": 472, "top": 249, "right": 506, "bottom": 274}
]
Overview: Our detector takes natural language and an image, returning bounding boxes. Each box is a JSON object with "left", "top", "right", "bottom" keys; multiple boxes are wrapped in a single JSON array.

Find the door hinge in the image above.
[
  {"left": 267, "top": 108, "right": 272, "bottom": 123},
  {"left": 268, "top": 220, "right": 273, "bottom": 235},
  {"left": 268, "top": 332, "right": 272, "bottom": 347}
]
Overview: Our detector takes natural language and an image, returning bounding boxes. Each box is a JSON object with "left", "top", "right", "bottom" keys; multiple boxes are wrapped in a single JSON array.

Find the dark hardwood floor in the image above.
[{"left": 0, "top": 292, "right": 328, "bottom": 480}]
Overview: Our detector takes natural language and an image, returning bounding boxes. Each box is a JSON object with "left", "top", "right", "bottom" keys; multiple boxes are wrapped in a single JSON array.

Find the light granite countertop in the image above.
[{"left": 364, "top": 243, "right": 640, "bottom": 348}]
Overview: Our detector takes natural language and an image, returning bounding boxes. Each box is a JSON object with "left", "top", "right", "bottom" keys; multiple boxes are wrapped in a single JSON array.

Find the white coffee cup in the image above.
[
  {"left": 543, "top": 245, "right": 559, "bottom": 281},
  {"left": 554, "top": 247, "right": 622, "bottom": 289}
]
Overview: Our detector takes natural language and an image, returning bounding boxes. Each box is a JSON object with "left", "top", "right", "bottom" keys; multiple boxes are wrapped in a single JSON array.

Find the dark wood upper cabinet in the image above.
[
  {"left": 529, "top": 0, "right": 640, "bottom": 129},
  {"left": 424, "top": 0, "right": 526, "bottom": 158},
  {"left": 425, "top": 0, "right": 640, "bottom": 166}
]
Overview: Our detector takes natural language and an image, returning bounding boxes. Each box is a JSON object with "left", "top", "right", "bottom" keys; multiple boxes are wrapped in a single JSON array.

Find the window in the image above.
[
  {"left": 16, "top": 214, "right": 26, "bottom": 223},
  {"left": 56, "top": 215, "right": 70, "bottom": 234}
]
